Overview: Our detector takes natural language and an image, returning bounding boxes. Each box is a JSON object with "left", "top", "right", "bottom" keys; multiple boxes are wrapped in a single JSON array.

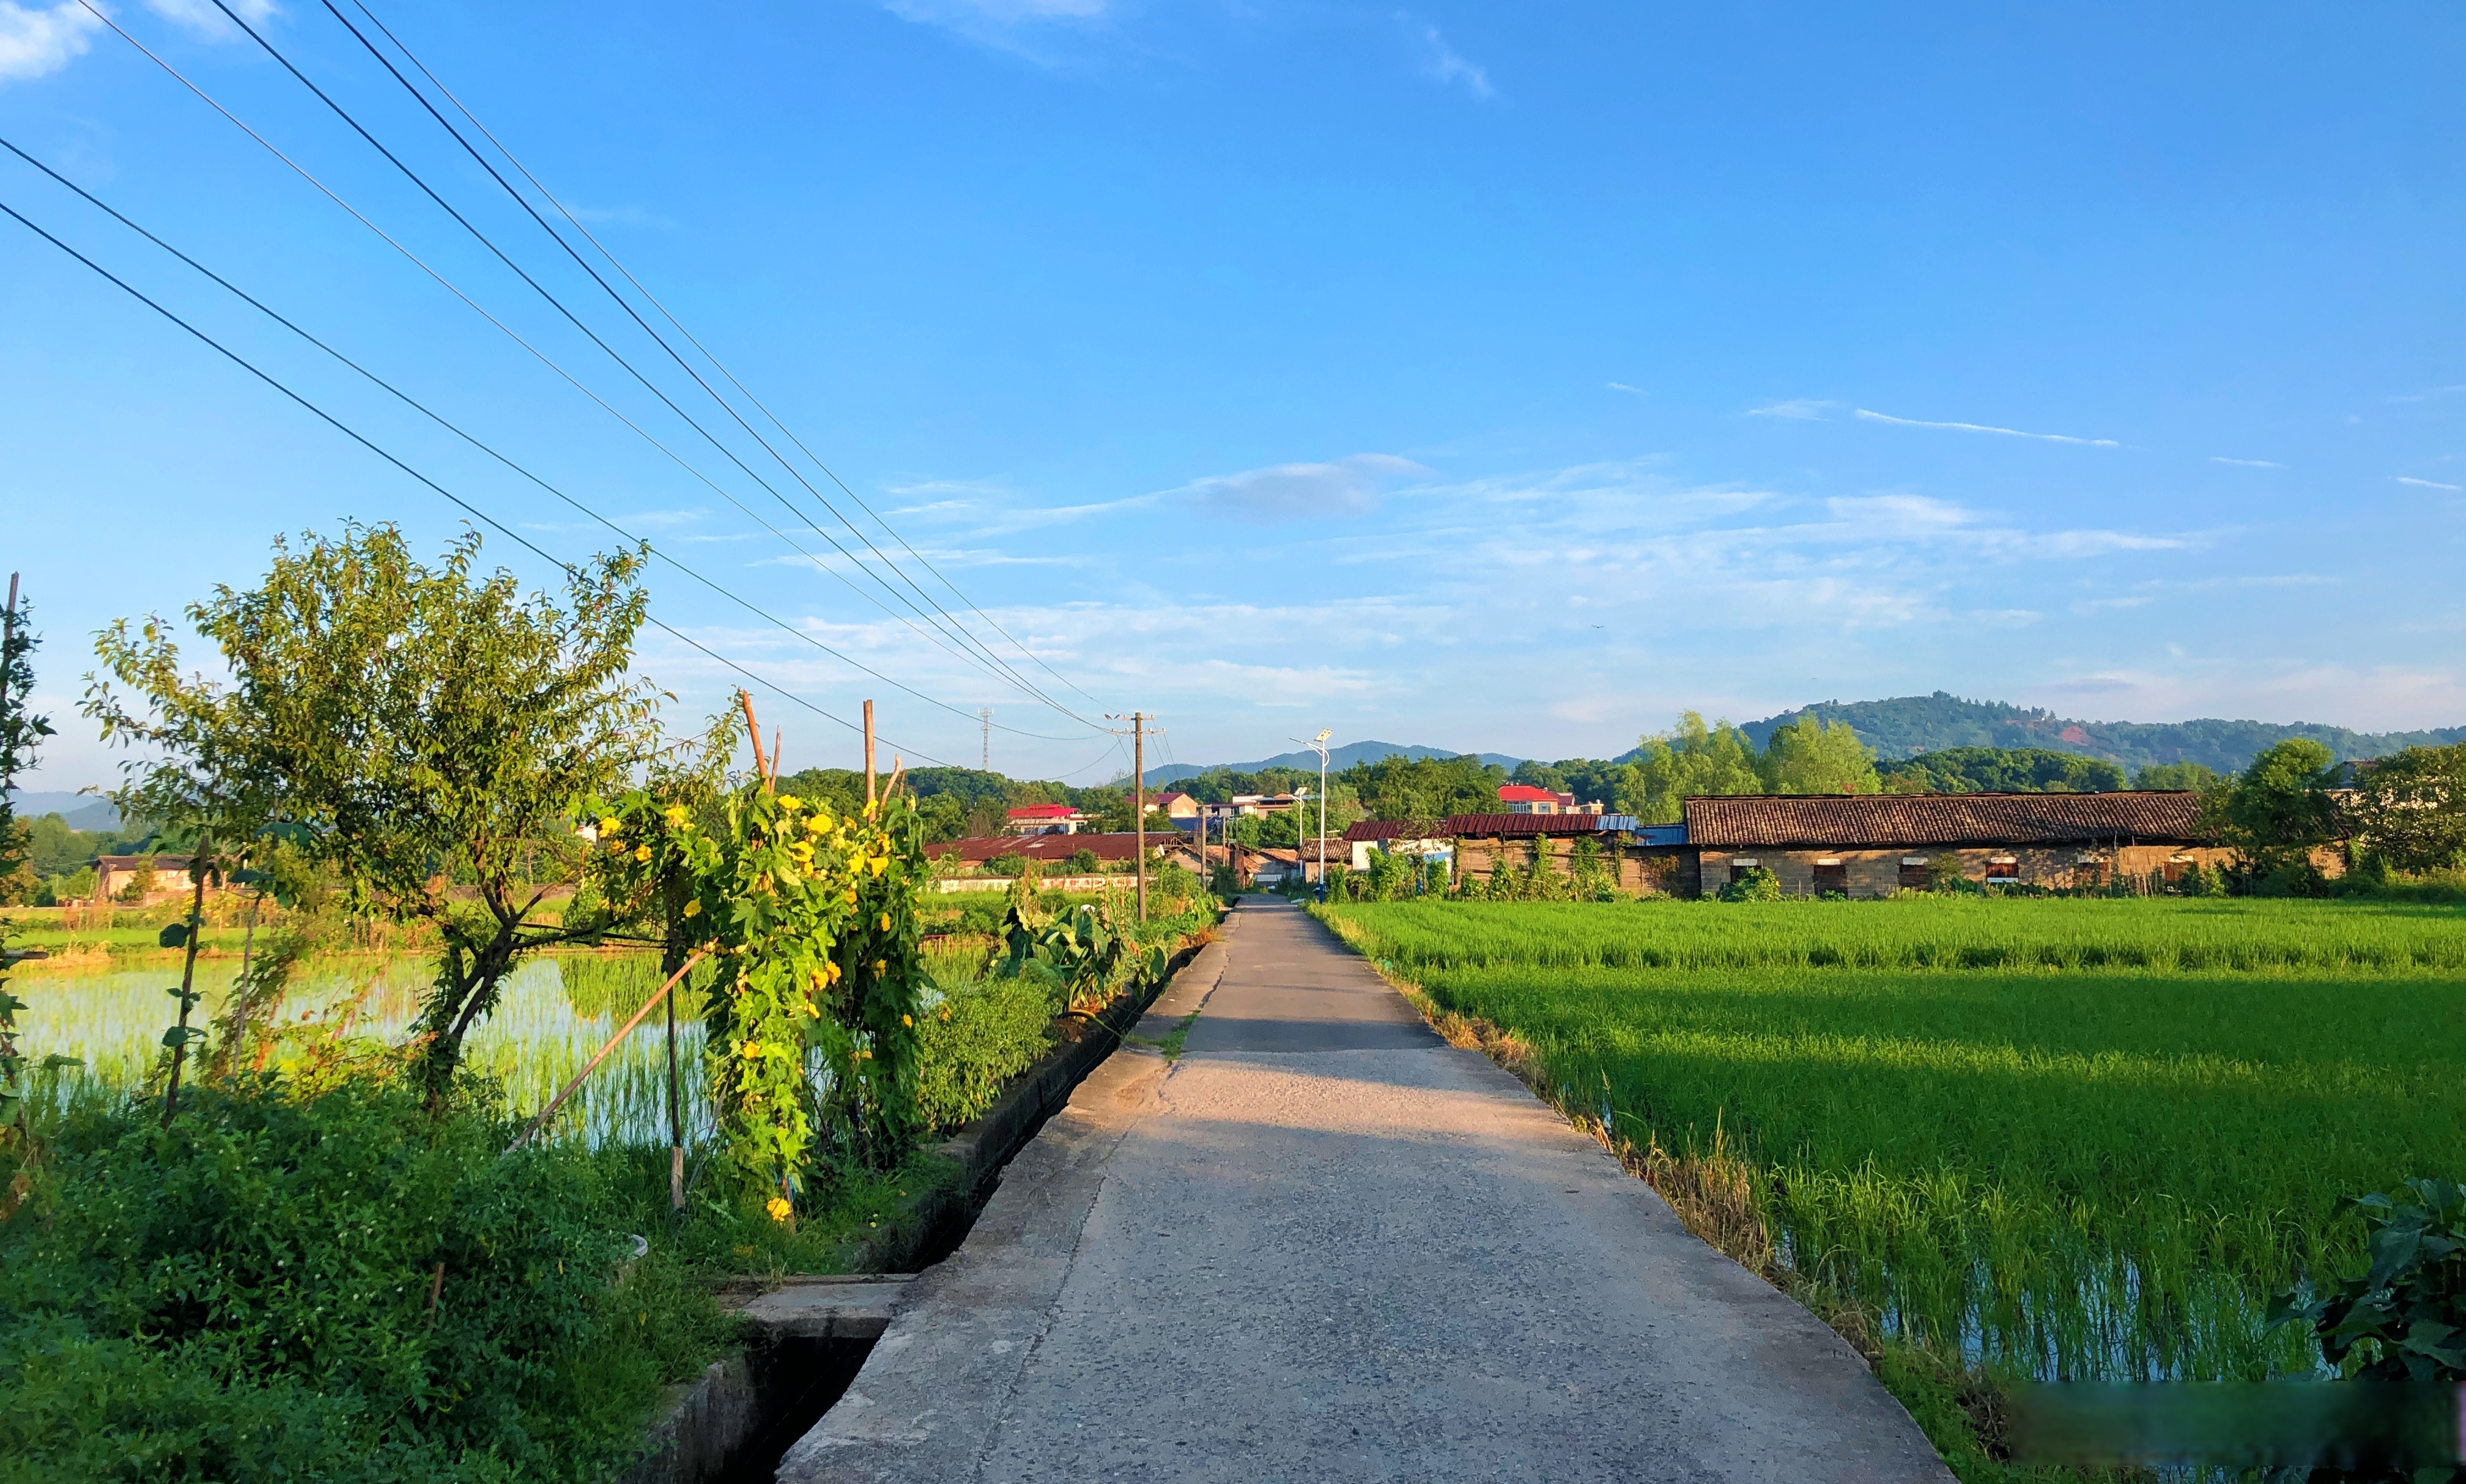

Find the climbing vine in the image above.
[{"left": 594, "top": 781, "right": 928, "bottom": 1218}]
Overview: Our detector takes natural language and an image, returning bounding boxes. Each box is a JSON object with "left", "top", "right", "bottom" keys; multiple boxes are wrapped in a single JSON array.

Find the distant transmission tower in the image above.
[{"left": 980, "top": 708, "right": 992, "bottom": 771}]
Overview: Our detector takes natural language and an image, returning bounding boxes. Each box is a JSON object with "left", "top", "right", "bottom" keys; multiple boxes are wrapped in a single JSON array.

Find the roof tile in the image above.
[{"left": 1681, "top": 791, "right": 2205, "bottom": 847}]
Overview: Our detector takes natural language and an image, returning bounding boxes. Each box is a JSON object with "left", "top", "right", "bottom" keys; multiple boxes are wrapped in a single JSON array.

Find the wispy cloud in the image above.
[
  {"left": 2399, "top": 476, "right": 2465, "bottom": 492},
  {"left": 1606, "top": 382, "right": 1647, "bottom": 397},
  {"left": 1401, "top": 14, "right": 1492, "bottom": 99},
  {"left": 880, "top": 0, "right": 1105, "bottom": 61},
  {"left": 0, "top": 1, "right": 102, "bottom": 83},
  {"left": 1855, "top": 408, "right": 2120, "bottom": 448},
  {"left": 2393, "top": 385, "right": 2466, "bottom": 402},
  {"left": 2210, "top": 456, "right": 2283, "bottom": 468},
  {"left": 1747, "top": 398, "right": 1835, "bottom": 419},
  {"left": 1175, "top": 453, "right": 1431, "bottom": 523},
  {"left": 144, "top": 0, "right": 279, "bottom": 41}
]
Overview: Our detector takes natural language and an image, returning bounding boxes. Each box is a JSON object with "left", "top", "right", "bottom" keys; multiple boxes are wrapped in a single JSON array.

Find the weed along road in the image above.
[{"left": 778, "top": 898, "right": 1950, "bottom": 1483}]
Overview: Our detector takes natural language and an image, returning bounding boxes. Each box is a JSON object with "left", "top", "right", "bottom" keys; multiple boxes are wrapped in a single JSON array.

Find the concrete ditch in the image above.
[{"left": 609, "top": 917, "right": 1232, "bottom": 1484}]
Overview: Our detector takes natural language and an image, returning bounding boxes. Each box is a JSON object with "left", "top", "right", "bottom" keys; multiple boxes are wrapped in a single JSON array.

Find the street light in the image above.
[{"left": 1292, "top": 728, "right": 1331, "bottom": 901}]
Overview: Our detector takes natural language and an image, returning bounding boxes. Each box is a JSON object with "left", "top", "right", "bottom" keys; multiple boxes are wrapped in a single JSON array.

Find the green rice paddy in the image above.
[{"left": 1321, "top": 899, "right": 2466, "bottom": 1386}]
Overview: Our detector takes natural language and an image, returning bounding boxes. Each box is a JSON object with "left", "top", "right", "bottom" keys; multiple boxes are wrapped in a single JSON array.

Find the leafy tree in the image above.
[
  {"left": 1760, "top": 714, "right": 1880, "bottom": 795},
  {"left": 2349, "top": 744, "right": 2466, "bottom": 874},
  {"left": 1620, "top": 713, "right": 1763, "bottom": 823},
  {"left": 2133, "top": 760, "right": 2219, "bottom": 791},
  {"left": 0, "top": 581, "right": 52, "bottom": 899},
  {"left": 1508, "top": 760, "right": 1569, "bottom": 794},
  {"left": 1341, "top": 753, "right": 1506, "bottom": 821},
  {"left": 87, "top": 525, "right": 656, "bottom": 1098},
  {"left": 2204, "top": 738, "right": 2344, "bottom": 885},
  {"left": 1879, "top": 747, "right": 2124, "bottom": 794}
]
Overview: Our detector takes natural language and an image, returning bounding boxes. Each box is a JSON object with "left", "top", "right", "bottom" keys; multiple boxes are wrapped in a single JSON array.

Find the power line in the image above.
[
  {"left": 0, "top": 191, "right": 957, "bottom": 767},
  {"left": 0, "top": 136, "right": 1092, "bottom": 744},
  {"left": 196, "top": 0, "right": 1096, "bottom": 732},
  {"left": 342, "top": 0, "right": 1105, "bottom": 712},
  {"left": 77, "top": 4, "right": 1087, "bottom": 733}
]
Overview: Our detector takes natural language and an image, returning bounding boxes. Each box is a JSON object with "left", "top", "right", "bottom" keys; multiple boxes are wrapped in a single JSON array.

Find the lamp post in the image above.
[{"left": 1293, "top": 728, "right": 1331, "bottom": 901}]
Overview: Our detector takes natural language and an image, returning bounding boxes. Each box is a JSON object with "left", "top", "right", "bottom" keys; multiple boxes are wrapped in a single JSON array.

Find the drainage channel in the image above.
[{"left": 707, "top": 1336, "right": 876, "bottom": 1484}]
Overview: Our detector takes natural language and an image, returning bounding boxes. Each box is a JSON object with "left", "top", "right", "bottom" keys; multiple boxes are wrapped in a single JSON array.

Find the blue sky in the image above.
[{"left": 4, "top": 0, "right": 2462, "bottom": 789}]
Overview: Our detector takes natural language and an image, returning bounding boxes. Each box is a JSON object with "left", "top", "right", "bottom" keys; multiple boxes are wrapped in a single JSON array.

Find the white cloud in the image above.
[
  {"left": 880, "top": 0, "right": 1104, "bottom": 58},
  {"left": 143, "top": 0, "right": 278, "bottom": 41},
  {"left": 1747, "top": 398, "right": 1835, "bottom": 419},
  {"left": 1606, "top": 382, "right": 1647, "bottom": 397},
  {"left": 1854, "top": 408, "right": 2120, "bottom": 448},
  {"left": 2394, "top": 385, "right": 2466, "bottom": 402},
  {"left": 2210, "top": 456, "right": 2283, "bottom": 468},
  {"left": 1402, "top": 15, "right": 1492, "bottom": 99},
  {"left": 0, "top": 1, "right": 103, "bottom": 83},
  {"left": 1176, "top": 453, "right": 1431, "bottom": 523},
  {"left": 2398, "top": 476, "right": 2464, "bottom": 492}
]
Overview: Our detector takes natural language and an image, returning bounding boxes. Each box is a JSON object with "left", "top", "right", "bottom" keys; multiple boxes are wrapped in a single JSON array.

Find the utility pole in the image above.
[
  {"left": 980, "top": 708, "right": 992, "bottom": 772},
  {"left": 1294, "top": 729, "right": 1331, "bottom": 900},
  {"left": 1107, "top": 711, "right": 1151, "bottom": 921},
  {"left": 863, "top": 699, "right": 876, "bottom": 810},
  {"left": 1133, "top": 712, "right": 1147, "bottom": 923}
]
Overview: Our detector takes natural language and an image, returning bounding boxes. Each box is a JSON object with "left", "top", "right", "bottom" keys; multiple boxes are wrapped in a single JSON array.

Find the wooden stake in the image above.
[
  {"left": 863, "top": 700, "right": 876, "bottom": 810},
  {"left": 506, "top": 950, "right": 709, "bottom": 1154},
  {"left": 739, "top": 690, "right": 765, "bottom": 780},
  {"left": 769, "top": 728, "right": 782, "bottom": 789}
]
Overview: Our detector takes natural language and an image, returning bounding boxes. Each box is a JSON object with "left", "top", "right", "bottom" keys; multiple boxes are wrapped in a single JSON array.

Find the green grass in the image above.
[{"left": 1319, "top": 899, "right": 2466, "bottom": 1394}]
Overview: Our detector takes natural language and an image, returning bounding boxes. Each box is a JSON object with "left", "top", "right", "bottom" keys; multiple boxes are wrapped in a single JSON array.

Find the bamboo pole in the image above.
[{"left": 505, "top": 949, "right": 709, "bottom": 1155}]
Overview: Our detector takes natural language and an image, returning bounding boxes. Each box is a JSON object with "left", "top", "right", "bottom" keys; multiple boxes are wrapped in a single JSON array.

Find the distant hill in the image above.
[
  {"left": 1739, "top": 692, "right": 2466, "bottom": 775},
  {"left": 6, "top": 789, "right": 117, "bottom": 830},
  {"left": 1143, "top": 740, "right": 1522, "bottom": 787}
]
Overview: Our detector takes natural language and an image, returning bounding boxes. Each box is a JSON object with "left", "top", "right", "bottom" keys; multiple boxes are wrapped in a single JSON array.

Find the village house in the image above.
[
  {"left": 1683, "top": 791, "right": 2240, "bottom": 898},
  {"left": 1002, "top": 803, "right": 1087, "bottom": 836},
  {"left": 92, "top": 854, "right": 202, "bottom": 905},
  {"left": 1153, "top": 791, "right": 1202, "bottom": 827},
  {"left": 1494, "top": 784, "right": 1605, "bottom": 816}
]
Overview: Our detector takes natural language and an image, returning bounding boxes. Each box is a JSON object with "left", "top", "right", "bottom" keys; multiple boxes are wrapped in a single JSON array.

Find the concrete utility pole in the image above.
[
  {"left": 1133, "top": 712, "right": 1147, "bottom": 923},
  {"left": 1294, "top": 729, "right": 1331, "bottom": 899},
  {"left": 1105, "top": 712, "right": 1153, "bottom": 920},
  {"left": 864, "top": 699, "right": 877, "bottom": 809},
  {"left": 980, "top": 708, "right": 991, "bottom": 772}
]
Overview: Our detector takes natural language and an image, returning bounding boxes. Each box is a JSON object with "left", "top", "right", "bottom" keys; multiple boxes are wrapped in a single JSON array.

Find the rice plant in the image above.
[{"left": 1324, "top": 899, "right": 2466, "bottom": 1386}]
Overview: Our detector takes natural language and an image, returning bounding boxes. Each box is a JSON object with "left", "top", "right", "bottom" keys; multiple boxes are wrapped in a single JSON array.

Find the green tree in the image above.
[
  {"left": 1620, "top": 713, "right": 1763, "bottom": 823},
  {"left": 87, "top": 525, "right": 656, "bottom": 1097},
  {"left": 0, "top": 581, "right": 52, "bottom": 900},
  {"left": 2205, "top": 738, "right": 2343, "bottom": 885},
  {"left": 1879, "top": 747, "right": 2125, "bottom": 794},
  {"left": 2134, "top": 760, "right": 2220, "bottom": 791},
  {"left": 1341, "top": 753, "right": 1506, "bottom": 821},
  {"left": 2350, "top": 745, "right": 2466, "bottom": 874},
  {"left": 1760, "top": 714, "right": 1880, "bottom": 795}
]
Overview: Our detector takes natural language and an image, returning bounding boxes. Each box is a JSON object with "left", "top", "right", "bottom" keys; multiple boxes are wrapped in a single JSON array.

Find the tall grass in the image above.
[{"left": 1322, "top": 900, "right": 2466, "bottom": 1387}]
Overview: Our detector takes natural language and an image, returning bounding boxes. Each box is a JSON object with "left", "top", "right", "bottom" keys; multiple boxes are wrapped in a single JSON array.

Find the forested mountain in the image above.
[
  {"left": 1145, "top": 741, "right": 1520, "bottom": 786},
  {"left": 1738, "top": 693, "right": 2466, "bottom": 773}
]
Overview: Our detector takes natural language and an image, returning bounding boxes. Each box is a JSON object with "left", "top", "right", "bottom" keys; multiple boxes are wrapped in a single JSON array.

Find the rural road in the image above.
[{"left": 778, "top": 898, "right": 1952, "bottom": 1483}]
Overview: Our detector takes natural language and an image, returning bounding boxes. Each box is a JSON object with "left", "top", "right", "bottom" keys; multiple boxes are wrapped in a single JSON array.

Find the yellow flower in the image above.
[
  {"left": 599, "top": 816, "right": 621, "bottom": 836},
  {"left": 635, "top": 843, "right": 653, "bottom": 862},
  {"left": 867, "top": 856, "right": 887, "bottom": 879},
  {"left": 872, "top": 959, "right": 887, "bottom": 976},
  {"left": 843, "top": 889, "right": 858, "bottom": 906},
  {"left": 740, "top": 1041, "right": 765, "bottom": 1059},
  {"left": 777, "top": 793, "right": 803, "bottom": 813},
  {"left": 902, "top": 1014, "right": 913, "bottom": 1028},
  {"left": 766, "top": 1197, "right": 793, "bottom": 1222},
  {"left": 878, "top": 912, "right": 891, "bottom": 932},
  {"left": 682, "top": 899, "right": 701, "bottom": 918},
  {"left": 662, "top": 804, "right": 688, "bottom": 826},
  {"left": 825, "top": 961, "right": 842, "bottom": 984}
]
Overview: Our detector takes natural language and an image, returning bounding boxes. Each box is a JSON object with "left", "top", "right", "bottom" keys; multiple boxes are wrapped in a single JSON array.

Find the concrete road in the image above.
[{"left": 780, "top": 899, "right": 1952, "bottom": 1483}]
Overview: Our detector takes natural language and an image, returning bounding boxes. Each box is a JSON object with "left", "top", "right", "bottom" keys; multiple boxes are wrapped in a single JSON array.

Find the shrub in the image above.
[
  {"left": 0, "top": 1075, "right": 720, "bottom": 1483},
  {"left": 1065, "top": 848, "right": 1099, "bottom": 874},
  {"left": 985, "top": 852, "right": 1028, "bottom": 879},
  {"left": 2272, "top": 1178, "right": 2466, "bottom": 1381},
  {"left": 1717, "top": 866, "right": 1782, "bottom": 903},
  {"left": 914, "top": 975, "right": 1059, "bottom": 1132}
]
